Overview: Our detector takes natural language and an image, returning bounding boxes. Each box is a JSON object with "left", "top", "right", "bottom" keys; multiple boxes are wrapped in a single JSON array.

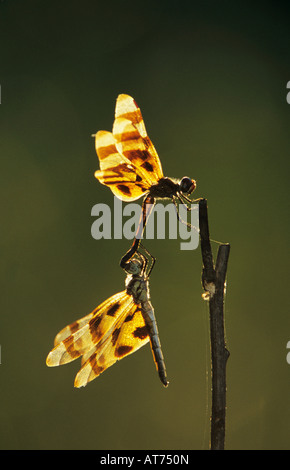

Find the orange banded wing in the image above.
[
  {"left": 113, "top": 117, "right": 161, "bottom": 189},
  {"left": 94, "top": 130, "right": 150, "bottom": 201},
  {"left": 115, "top": 93, "right": 149, "bottom": 138},
  {"left": 75, "top": 304, "right": 149, "bottom": 387},
  {"left": 46, "top": 291, "right": 132, "bottom": 367},
  {"left": 53, "top": 312, "right": 94, "bottom": 346},
  {"left": 94, "top": 94, "right": 163, "bottom": 201},
  {"left": 113, "top": 94, "right": 163, "bottom": 182}
]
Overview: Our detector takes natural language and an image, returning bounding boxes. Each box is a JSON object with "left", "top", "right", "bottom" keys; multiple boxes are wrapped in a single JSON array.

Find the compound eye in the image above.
[{"left": 179, "top": 177, "right": 196, "bottom": 194}]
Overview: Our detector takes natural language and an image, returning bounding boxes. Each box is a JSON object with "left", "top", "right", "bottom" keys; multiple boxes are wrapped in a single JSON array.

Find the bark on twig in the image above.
[{"left": 199, "top": 198, "right": 230, "bottom": 450}]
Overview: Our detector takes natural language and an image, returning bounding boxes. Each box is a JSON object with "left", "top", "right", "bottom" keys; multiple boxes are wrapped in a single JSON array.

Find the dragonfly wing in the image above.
[{"left": 74, "top": 304, "right": 149, "bottom": 387}]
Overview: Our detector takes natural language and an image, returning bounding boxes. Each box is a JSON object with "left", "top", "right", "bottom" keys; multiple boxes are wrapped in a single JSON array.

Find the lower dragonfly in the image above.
[{"left": 46, "top": 252, "right": 168, "bottom": 388}]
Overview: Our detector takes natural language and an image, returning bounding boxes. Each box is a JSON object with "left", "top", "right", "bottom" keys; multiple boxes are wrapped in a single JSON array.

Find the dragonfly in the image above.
[
  {"left": 94, "top": 94, "right": 197, "bottom": 267},
  {"left": 46, "top": 252, "right": 168, "bottom": 388}
]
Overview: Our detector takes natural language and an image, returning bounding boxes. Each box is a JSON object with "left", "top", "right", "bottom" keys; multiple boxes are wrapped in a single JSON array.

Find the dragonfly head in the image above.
[
  {"left": 125, "top": 258, "right": 144, "bottom": 276},
  {"left": 179, "top": 177, "right": 196, "bottom": 195}
]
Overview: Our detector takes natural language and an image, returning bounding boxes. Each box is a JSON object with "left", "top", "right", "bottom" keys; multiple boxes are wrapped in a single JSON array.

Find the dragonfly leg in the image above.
[
  {"left": 173, "top": 195, "right": 194, "bottom": 229},
  {"left": 179, "top": 192, "right": 203, "bottom": 205},
  {"left": 139, "top": 242, "right": 156, "bottom": 276},
  {"left": 177, "top": 192, "right": 202, "bottom": 209},
  {"left": 172, "top": 195, "right": 200, "bottom": 236}
]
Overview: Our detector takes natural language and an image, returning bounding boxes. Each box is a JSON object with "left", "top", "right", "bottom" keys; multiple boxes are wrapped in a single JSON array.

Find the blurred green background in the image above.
[{"left": 1, "top": 0, "right": 290, "bottom": 450}]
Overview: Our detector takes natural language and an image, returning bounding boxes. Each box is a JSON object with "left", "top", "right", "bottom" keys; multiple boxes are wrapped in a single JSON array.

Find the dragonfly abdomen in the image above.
[{"left": 140, "top": 299, "right": 169, "bottom": 387}]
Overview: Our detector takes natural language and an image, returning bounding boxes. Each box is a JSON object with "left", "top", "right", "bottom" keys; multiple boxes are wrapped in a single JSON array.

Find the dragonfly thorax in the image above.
[
  {"left": 149, "top": 177, "right": 180, "bottom": 199},
  {"left": 126, "top": 276, "right": 149, "bottom": 304},
  {"left": 149, "top": 176, "right": 196, "bottom": 199}
]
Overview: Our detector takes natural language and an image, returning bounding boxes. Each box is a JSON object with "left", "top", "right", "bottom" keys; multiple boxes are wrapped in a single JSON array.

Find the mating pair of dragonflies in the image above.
[{"left": 46, "top": 94, "right": 198, "bottom": 388}]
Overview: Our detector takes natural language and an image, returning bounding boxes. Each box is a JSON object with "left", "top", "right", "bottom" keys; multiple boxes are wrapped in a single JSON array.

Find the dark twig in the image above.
[{"left": 199, "top": 199, "right": 230, "bottom": 450}]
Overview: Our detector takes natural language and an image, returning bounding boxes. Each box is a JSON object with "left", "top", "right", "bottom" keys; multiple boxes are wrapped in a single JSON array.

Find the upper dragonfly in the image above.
[
  {"left": 46, "top": 252, "right": 168, "bottom": 388},
  {"left": 94, "top": 94, "right": 197, "bottom": 266}
]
